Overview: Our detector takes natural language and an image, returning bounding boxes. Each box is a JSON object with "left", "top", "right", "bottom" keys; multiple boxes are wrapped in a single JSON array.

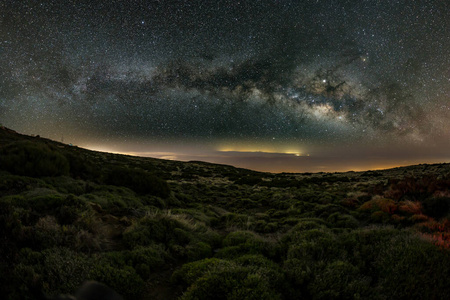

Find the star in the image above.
[{"left": 0, "top": 0, "right": 448, "bottom": 172}]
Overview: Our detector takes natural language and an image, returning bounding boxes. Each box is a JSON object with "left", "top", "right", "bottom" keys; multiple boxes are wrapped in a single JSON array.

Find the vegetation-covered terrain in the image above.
[{"left": 0, "top": 126, "right": 449, "bottom": 299}]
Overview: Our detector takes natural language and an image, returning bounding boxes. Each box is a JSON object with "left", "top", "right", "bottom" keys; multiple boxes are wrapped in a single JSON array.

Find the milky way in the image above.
[{"left": 1, "top": 0, "right": 449, "bottom": 172}]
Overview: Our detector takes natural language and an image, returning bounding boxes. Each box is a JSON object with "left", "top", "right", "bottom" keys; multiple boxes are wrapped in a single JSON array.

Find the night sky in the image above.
[{"left": 1, "top": 0, "right": 449, "bottom": 172}]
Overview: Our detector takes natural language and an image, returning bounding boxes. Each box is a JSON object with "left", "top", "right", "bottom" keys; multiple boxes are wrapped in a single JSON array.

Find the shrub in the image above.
[
  {"left": 282, "top": 220, "right": 328, "bottom": 247},
  {"left": 227, "top": 273, "right": 283, "bottom": 300},
  {"left": 398, "top": 200, "right": 422, "bottom": 215},
  {"left": 315, "top": 204, "right": 350, "bottom": 219},
  {"left": 105, "top": 166, "right": 170, "bottom": 197},
  {"left": 89, "top": 264, "right": 145, "bottom": 299},
  {"left": 0, "top": 173, "right": 40, "bottom": 194},
  {"left": 123, "top": 215, "right": 177, "bottom": 248},
  {"left": 422, "top": 197, "right": 450, "bottom": 219},
  {"left": 286, "top": 229, "right": 342, "bottom": 262},
  {"left": 219, "top": 213, "right": 250, "bottom": 230},
  {"left": 326, "top": 213, "right": 359, "bottom": 229},
  {"left": 130, "top": 245, "right": 168, "bottom": 276},
  {"left": 291, "top": 218, "right": 327, "bottom": 231},
  {"left": 0, "top": 141, "right": 69, "bottom": 177},
  {"left": 283, "top": 257, "right": 314, "bottom": 288},
  {"left": 9, "top": 262, "right": 42, "bottom": 299},
  {"left": 340, "top": 197, "right": 359, "bottom": 208},
  {"left": 25, "top": 193, "right": 67, "bottom": 214},
  {"left": 43, "top": 176, "right": 87, "bottom": 195},
  {"left": 173, "top": 257, "right": 284, "bottom": 300},
  {"left": 0, "top": 200, "right": 26, "bottom": 242},
  {"left": 307, "top": 260, "right": 370, "bottom": 300},
  {"left": 371, "top": 211, "right": 390, "bottom": 223},
  {"left": 172, "top": 258, "right": 234, "bottom": 287},
  {"left": 65, "top": 152, "right": 99, "bottom": 180},
  {"left": 409, "top": 213, "right": 428, "bottom": 223},
  {"left": 359, "top": 197, "right": 397, "bottom": 214},
  {"left": 122, "top": 213, "right": 209, "bottom": 252},
  {"left": 215, "top": 231, "right": 273, "bottom": 259},
  {"left": 98, "top": 245, "right": 168, "bottom": 280},
  {"left": 234, "top": 176, "right": 263, "bottom": 186},
  {"left": 39, "top": 247, "right": 94, "bottom": 295},
  {"left": 264, "top": 222, "right": 279, "bottom": 233},
  {"left": 234, "top": 254, "right": 279, "bottom": 270},
  {"left": 179, "top": 267, "right": 247, "bottom": 300},
  {"left": 373, "top": 233, "right": 450, "bottom": 299},
  {"left": 56, "top": 204, "right": 82, "bottom": 225},
  {"left": 33, "top": 215, "right": 64, "bottom": 249},
  {"left": 222, "top": 231, "right": 259, "bottom": 247},
  {"left": 187, "top": 242, "right": 212, "bottom": 261}
]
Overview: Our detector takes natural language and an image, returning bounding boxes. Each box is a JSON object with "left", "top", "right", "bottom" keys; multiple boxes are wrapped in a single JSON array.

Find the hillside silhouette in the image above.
[{"left": 0, "top": 126, "right": 449, "bottom": 299}]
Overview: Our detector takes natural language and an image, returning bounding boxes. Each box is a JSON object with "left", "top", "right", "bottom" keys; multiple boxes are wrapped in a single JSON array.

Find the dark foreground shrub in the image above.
[
  {"left": 215, "top": 231, "right": 274, "bottom": 259},
  {"left": 105, "top": 166, "right": 170, "bottom": 197},
  {"left": 100, "top": 245, "right": 169, "bottom": 279},
  {"left": 89, "top": 264, "right": 145, "bottom": 299},
  {"left": 307, "top": 260, "right": 371, "bottom": 300},
  {"left": 123, "top": 214, "right": 186, "bottom": 248},
  {"left": 373, "top": 233, "right": 450, "bottom": 299},
  {"left": 172, "top": 257, "right": 284, "bottom": 300},
  {"left": 422, "top": 197, "right": 450, "bottom": 219},
  {"left": 65, "top": 152, "right": 99, "bottom": 180},
  {"left": 10, "top": 247, "right": 94, "bottom": 297},
  {"left": 0, "top": 141, "right": 69, "bottom": 177}
]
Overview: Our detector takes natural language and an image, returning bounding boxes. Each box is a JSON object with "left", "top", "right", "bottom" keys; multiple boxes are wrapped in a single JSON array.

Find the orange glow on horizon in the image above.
[
  {"left": 216, "top": 142, "right": 305, "bottom": 157},
  {"left": 78, "top": 143, "right": 449, "bottom": 174}
]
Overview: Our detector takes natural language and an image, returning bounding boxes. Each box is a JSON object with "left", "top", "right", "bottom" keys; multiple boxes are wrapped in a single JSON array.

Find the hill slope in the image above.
[{"left": 1, "top": 126, "right": 449, "bottom": 299}]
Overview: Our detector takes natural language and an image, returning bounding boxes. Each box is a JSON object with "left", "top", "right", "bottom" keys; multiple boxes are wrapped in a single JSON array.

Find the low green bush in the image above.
[
  {"left": 291, "top": 218, "right": 327, "bottom": 231},
  {"left": 89, "top": 263, "right": 145, "bottom": 299},
  {"left": 187, "top": 241, "right": 213, "bottom": 261},
  {"left": 125, "top": 245, "right": 169, "bottom": 279},
  {"left": 283, "top": 257, "right": 314, "bottom": 288},
  {"left": 226, "top": 273, "right": 283, "bottom": 300},
  {"left": 65, "top": 152, "right": 99, "bottom": 180},
  {"left": 43, "top": 176, "right": 87, "bottom": 195},
  {"left": 172, "top": 258, "right": 233, "bottom": 287},
  {"left": 315, "top": 203, "right": 350, "bottom": 218},
  {"left": 286, "top": 229, "right": 343, "bottom": 262},
  {"left": 122, "top": 213, "right": 214, "bottom": 254},
  {"left": 32, "top": 215, "right": 65, "bottom": 249},
  {"left": 215, "top": 231, "right": 275, "bottom": 259},
  {"left": 105, "top": 166, "right": 170, "bottom": 197},
  {"left": 173, "top": 257, "right": 284, "bottom": 300},
  {"left": 39, "top": 247, "right": 93, "bottom": 295},
  {"left": 327, "top": 213, "right": 359, "bottom": 229},
  {"left": 222, "top": 231, "right": 259, "bottom": 247},
  {"left": 373, "top": 233, "right": 450, "bottom": 299},
  {"left": 307, "top": 260, "right": 371, "bottom": 300},
  {"left": 219, "top": 213, "right": 250, "bottom": 230},
  {"left": 26, "top": 194, "right": 67, "bottom": 214},
  {"left": 0, "top": 173, "right": 41, "bottom": 194},
  {"left": 98, "top": 245, "right": 169, "bottom": 280}
]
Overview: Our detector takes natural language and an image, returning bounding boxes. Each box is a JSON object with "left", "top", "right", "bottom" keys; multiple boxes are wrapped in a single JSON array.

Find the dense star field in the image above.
[{"left": 1, "top": 0, "right": 449, "bottom": 171}]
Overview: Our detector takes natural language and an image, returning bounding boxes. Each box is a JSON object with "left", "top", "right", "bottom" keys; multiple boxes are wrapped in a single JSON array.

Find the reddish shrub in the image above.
[
  {"left": 359, "top": 198, "right": 397, "bottom": 214},
  {"left": 409, "top": 214, "right": 428, "bottom": 223},
  {"left": 421, "top": 232, "right": 450, "bottom": 249},
  {"left": 341, "top": 198, "right": 359, "bottom": 208},
  {"left": 398, "top": 201, "right": 422, "bottom": 215},
  {"left": 385, "top": 175, "right": 449, "bottom": 202}
]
